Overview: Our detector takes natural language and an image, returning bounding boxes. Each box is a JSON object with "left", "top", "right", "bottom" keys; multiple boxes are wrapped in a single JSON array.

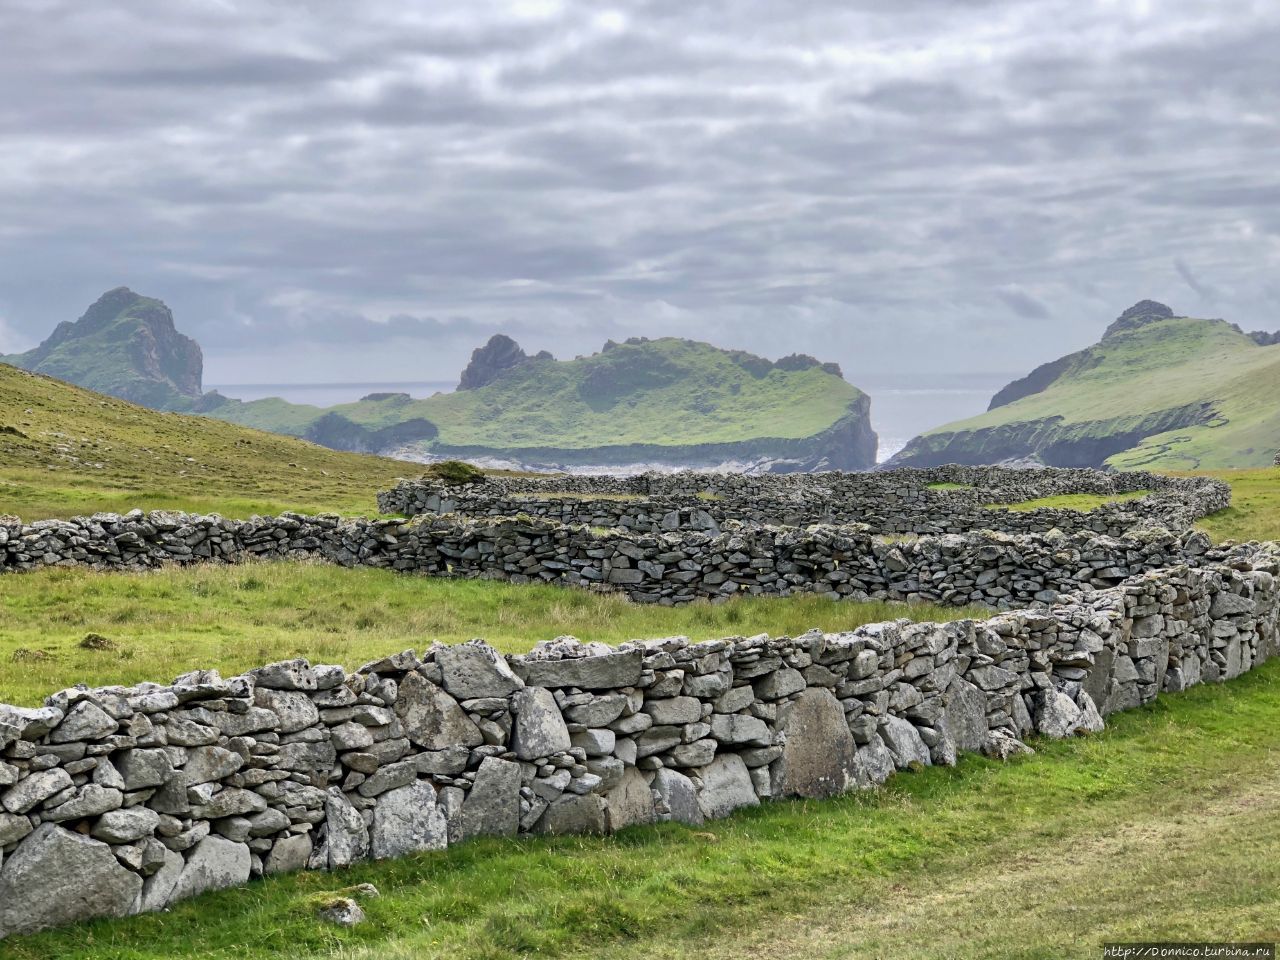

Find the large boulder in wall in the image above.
[
  {"left": 770, "top": 687, "right": 863, "bottom": 799},
  {"left": 0, "top": 824, "right": 143, "bottom": 938},
  {"left": 941, "top": 677, "right": 988, "bottom": 753},
  {"left": 695, "top": 754, "right": 759, "bottom": 820},
  {"left": 604, "top": 767, "right": 656, "bottom": 831}
]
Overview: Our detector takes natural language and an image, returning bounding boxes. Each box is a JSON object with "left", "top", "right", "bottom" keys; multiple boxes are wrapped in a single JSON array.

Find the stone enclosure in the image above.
[{"left": 0, "top": 466, "right": 1275, "bottom": 941}]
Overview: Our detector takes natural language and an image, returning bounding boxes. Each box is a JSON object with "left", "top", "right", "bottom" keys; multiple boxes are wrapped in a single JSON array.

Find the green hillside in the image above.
[
  {"left": 211, "top": 336, "right": 878, "bottom": 469},
  {"left": 0, "top": 363, "right": 411, "bottom": 520},
  {"left": 889, "top": 301, "right": 1280, "bottom": 470},
  {"left": 0, "top": 287, "right": 210, "bottom": 410}
]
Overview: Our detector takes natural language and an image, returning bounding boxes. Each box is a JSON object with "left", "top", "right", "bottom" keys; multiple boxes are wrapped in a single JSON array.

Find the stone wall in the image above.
[
  {"left": 378, "top": 466, "right": 1229, "bottom": 537},
  {"left": 1, "top": 550, "right": 1277, "bottom": 940},
  {"left": 0, "top": 509, "right": 1243, "bottom": 609}
]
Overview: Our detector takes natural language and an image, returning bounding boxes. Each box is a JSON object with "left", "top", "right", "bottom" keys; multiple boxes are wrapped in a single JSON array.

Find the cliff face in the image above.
[
  {"left": 0, "top": 288, "right": 206, "bottom": 410},
  {"left": 889, "top": 301, "right": 1280, "bottom": 471}
]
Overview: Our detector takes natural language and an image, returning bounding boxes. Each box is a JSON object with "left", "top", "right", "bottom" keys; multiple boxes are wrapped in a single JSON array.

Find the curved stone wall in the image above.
[
  {"left": 0, "top": 509, "right": 1239, "bottom": 608},
  {"left": 378, "top": 466, "right": 1229, "bottom": 537},
  {"left": 1, "top": 550, "right": 1276, "bottom": 940}
]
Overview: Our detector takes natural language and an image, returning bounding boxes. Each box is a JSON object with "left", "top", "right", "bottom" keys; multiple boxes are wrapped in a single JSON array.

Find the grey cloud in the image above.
[
  {"left": 1, "top": 0, "right": 1279, "bottom": 383},
  {"left": 995, "top": 285, "right": 1052, "bottom": 320}
]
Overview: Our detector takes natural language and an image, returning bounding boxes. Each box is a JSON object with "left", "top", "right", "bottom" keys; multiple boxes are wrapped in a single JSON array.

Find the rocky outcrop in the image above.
[
  {"left": 457, "top": 334, "right": 531, "bottom": 390},
  {"left": 1101, "top": 299, "right": 1176, "bottom": 338},
  {"left": 0, "top": 288, "right": 207, "bottom": 410}
]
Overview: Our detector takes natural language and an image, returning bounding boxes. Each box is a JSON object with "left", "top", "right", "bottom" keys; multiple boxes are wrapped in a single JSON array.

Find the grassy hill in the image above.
[
  {"left": 888, "top": 301, "right": 1280, "bottom": 470},
  {"left": 210, "top": 336, "right": 878, "bottom": 470},
  {"left": 0, "top": 363, "right": 411, "bottom": 519}
]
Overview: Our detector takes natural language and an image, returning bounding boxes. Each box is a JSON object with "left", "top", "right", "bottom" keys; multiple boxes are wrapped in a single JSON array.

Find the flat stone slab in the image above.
[{"left": 513, "top": 650, "right": 644, "bottom": 689}]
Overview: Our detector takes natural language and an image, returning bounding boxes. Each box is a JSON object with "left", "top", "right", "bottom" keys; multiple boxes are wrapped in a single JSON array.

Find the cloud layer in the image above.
[{"left": 1, "top": 0, "right": 1278, "bottom": 383}]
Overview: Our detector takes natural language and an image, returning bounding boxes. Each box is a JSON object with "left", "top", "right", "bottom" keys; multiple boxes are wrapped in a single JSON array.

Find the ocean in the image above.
[
  {"left": 857, "top": 371, "right": 1015, "bottom": 462},
  {"left": 208, "top": 373, "right": 1013, "bottom": 464}
]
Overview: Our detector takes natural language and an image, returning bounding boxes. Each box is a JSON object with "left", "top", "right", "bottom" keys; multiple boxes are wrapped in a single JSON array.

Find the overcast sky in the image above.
[{"left": 1, "top": 0, "right": 1278, "bottom": 385}]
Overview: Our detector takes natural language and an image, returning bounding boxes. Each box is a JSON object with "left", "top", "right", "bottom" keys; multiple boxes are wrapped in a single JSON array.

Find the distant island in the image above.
[
  {"left": 888, "top": 300, "right": 1280, "bottom": 470},
  {"left": 1, "top": 288, "right": 878, "bottom": 473}
]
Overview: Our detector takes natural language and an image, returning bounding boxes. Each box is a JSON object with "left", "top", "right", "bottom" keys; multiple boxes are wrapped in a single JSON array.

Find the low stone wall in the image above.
[
  {"left": 1, "top": 551, "right": 1276, "bottom": 939},
  {"left": 0, "top": 509, "right": 1244, "bottom": 609},
  {"left": 378, "top": 466, "right": 1229, "bottom": 537}
]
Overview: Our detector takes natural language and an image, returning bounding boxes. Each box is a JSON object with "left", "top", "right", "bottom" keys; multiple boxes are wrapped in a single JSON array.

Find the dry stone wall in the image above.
[
  {"left": 1, "top": 549, "right": 1277, "bottom": 940},
  {"left": 0, "top": 465, "right": 1261, "bottom": 940},
  {"left": 378, "top": 466, "right": 1229, "bottom": 537},
  {"left": 0, "top": 510, "right": 1242, "bottom": 609}
]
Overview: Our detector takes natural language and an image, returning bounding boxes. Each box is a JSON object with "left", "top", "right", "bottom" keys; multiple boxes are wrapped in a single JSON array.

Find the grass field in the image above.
[
  {"left": 0, "top": 562, "right": 982, "bottom": 706},
  {"left": 1184, "top": 468, "right": 1280, "bottom": 542},
  {"left": 988, "top": 490, "right": 1152, "bottom": 512},
  {"left": 6, "top": 650, "right": 1279, "bottom": 960}
]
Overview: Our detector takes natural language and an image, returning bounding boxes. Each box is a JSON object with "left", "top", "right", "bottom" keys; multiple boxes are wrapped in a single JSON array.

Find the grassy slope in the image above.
[
  {"left": 212, "top": 338, "right": 862, "bottom": 450},
  {"left": 8, "top": 654, "right": 1280, "bottom": 960},
  {"left": 918, "top": 317, "right": 1280, "bottom": 469},
  {"left": 0, "top": 364, "right": 412, "bottom": 520}
]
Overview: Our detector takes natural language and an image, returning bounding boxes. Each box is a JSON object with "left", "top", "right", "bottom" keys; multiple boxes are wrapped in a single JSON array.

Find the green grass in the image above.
[
  {"left": 211, "top": 337, "right": 863, "bottom": 453},
  {"left": 1187, "top": 468, "right": 1280, "bottom": 542},
  {"left": 0, "top": 364, "right": 415, "bottom": 520},
  {"left": 0, "top": 562, "right": 982, "bottom": 706},
  {"left": 7, "top": 652, "right": 1280, "bottom": 959},
  {"left": 924, "top": 482, "right": 973, "bottom": 491},
  {"left": 986, "top": 490, "right": 1152, "bottom": 512}
]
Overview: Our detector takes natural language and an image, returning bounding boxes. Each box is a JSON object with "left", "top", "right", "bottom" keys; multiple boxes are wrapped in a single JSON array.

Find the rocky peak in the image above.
[
  {"left": 2, "top": 287, "right": 204, "bottom": 406},
  {"left": 1103, "top": 300, "right": 1176, "bottom": 339},
  {"left": 458, "top": 335, "right": 529, "bottom": 390}
]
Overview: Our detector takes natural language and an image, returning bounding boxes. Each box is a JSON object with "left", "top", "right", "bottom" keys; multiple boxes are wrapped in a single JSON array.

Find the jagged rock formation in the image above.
[
  {"left": 457, "top": 334, "right": 532, "bottom": 390},
  {"left": 0, "top": 288, "right": 207, "bottom": 410},
  {"left": 891, "top": 300, "right": 1280, "bottom": 471}
]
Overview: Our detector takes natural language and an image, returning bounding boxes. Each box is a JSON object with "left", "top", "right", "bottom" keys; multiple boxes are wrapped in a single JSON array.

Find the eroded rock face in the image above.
[
  {"left": 325, "top": 788, "right": 370, "bottom": 869},
  {"left": 603, "top": 768, "right": 655, "bottom": 831},
  {"left": 511, "top": 687, "right": 571, "bottom": 761},
  {"left": 457, "top": 334, "right": 529, "bottom": 390},
  {"left": 0, "top": 825, "right": 143, "bottom": 937},
  {"left": 695, "top": 755, "right": 759, "bottom": 820},
  {"left": 437, "top": 642, "right": 524, "bottom": 699},
  {"left": 170, "top": 836, "right": 250, "bottom": 905}
]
